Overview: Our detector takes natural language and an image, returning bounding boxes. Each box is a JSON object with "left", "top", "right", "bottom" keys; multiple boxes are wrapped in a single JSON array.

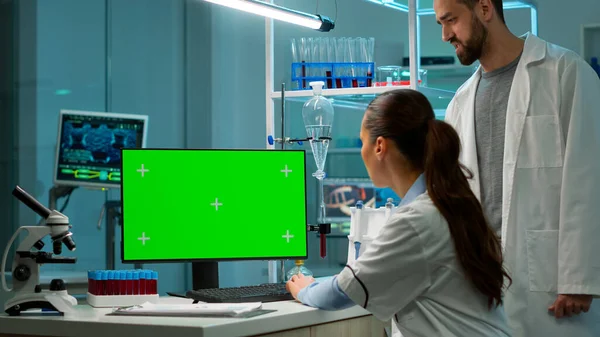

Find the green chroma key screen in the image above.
[{"left": 120, "top": 149, "right": 308, "bottom": 262}]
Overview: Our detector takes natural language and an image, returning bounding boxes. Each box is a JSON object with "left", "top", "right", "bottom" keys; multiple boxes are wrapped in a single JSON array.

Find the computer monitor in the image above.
[
  {"left": 53, "top": 110, "right": 148, "bottom": 189},
  {"left": 120, "top": 149, "right": 308, "bottom": 263}
]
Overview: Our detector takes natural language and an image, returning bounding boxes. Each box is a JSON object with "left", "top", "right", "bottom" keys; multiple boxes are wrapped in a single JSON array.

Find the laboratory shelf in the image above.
[
  {"left": 272, "top": 86, "right": 456, "bottom": 111},
  {"left": 270, "top": 85, "right": 410, "bottom": 99},
  {"left": 283, "top": 96, "right": 378, "bottom": 110},
  {"left": 272, "top": 86, "right": 455, "bottom": 100}
]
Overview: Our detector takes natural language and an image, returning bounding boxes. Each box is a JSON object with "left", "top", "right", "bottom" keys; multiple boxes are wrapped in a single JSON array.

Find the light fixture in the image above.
[{"left": 203, "top": 0, "right": 335, "bottom": 32}]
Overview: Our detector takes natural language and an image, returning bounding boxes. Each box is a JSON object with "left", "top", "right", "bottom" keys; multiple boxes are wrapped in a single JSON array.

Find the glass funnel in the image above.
[{"left": 302, "top": 81, "right": 334, "bottom": 222}]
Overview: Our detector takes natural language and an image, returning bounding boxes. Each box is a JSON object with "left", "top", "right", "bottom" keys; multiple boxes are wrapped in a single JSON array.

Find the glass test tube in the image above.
[
  {"left": 151, "top": 271, "right": 158, "bottom": 294},
  {"left": 119, "top": 271, "right": 127, "bottom": 295},
  {"left": 107, "top": 271, "right": 114, "bottom": 296},
  {"left": 88, "top": 271, "right": 95, "bottom": 295},
  {"left": 100, "top": 271, "right": 108, "bottom": 296},
  {"left": 145, "top": 271, "right": 152, "bottom": 294},
  {"left": 133, "top": 271, "right": 140, "bottom": 295},
  {"left": 139, "top": 270, "right": 146, "bottom": 295},
  {"left": 126, "top": 271, "right": 133, "bottom": 295}
]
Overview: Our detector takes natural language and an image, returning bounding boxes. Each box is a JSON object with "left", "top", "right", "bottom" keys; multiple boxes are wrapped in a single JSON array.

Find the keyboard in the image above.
[{"left": 186, "top": 283, "right": 293, "bottom": 303}]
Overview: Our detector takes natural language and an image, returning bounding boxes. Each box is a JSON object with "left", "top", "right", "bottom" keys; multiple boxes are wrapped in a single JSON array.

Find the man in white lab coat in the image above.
[{"left": 433, "top": 0, "right": 600, "bottom": 336}]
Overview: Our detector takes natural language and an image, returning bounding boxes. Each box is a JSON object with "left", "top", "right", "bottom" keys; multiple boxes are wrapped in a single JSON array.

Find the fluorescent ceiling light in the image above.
[{"left": 203, "top": 0, "right": 335, "bottom": 31}]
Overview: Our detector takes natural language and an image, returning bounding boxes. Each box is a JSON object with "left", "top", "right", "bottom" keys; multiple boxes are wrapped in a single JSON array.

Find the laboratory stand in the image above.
[{"left": 267, "top": 82, "right": 334, "bottom": 281}]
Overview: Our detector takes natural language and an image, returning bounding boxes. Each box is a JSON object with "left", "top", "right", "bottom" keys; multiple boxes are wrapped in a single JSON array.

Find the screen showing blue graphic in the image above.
[
  {"left": 54, "top": 110, "right": 148, "bottom": 189},
  {"left": 322, "top": 178, "right": 401, "bottom": 225}
]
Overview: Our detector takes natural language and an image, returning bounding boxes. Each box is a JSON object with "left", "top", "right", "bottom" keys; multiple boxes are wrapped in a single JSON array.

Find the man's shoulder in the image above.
[{"left": 536, "top": 36, "right": 587, "bottom": 70}]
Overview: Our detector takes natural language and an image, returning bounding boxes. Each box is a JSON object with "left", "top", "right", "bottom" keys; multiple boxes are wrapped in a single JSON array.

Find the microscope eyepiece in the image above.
[{"left": 12, "top": 185, "right": 52, "bottom": 219}]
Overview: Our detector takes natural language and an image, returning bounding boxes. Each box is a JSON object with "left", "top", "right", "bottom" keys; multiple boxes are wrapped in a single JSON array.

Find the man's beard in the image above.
[{"left": 453, "top": 15, "right": 488, "bottom": 65}]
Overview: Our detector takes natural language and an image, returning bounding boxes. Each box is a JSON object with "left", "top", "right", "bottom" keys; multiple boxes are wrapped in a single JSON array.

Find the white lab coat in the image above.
[
  {"left": 445, "top": 33, "right": 600, "bottom": 337},
  {"left": 337, "top": 193, "right": 512, "bottom": 337}
]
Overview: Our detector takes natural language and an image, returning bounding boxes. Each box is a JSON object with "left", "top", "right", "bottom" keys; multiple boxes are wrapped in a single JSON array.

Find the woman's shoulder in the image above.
[
  {"left": 392, "top": 193, "right": 438, "bottom": 222},
  {"left": 390, "top": 193, "right": 447, "bottom": 236}
]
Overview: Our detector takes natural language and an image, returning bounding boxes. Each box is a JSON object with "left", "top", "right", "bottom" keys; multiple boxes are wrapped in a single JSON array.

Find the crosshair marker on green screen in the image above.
[{"left": 120, "top": 149, "right": 308, "bottom": 262}]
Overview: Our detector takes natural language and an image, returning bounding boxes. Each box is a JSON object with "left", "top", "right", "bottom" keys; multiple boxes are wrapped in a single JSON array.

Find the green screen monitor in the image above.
[{"left": 120, "top": 149, "right": 308, "bottom": 263}]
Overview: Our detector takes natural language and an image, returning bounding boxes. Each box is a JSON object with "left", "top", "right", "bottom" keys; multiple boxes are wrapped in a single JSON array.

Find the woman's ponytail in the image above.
[{"left": 424, "top": 118, "right": 511, "bottom": 309}]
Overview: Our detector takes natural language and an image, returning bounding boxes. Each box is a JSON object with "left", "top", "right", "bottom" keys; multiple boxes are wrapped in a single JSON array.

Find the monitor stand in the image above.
[
  {"left": 192, "top": 262, "right": 218, "bottom": 289},
  {"left": 48, "top": 185, "right": 78, "bottom": 211}
]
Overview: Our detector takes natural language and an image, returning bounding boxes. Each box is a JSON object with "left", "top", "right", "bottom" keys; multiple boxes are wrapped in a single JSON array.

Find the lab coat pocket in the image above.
[
  {"left": 517, "top": 115, "right": 563, "bottom": 168},
  {"left": 526, "top": 230, "right": 558, "bottom": 292}
]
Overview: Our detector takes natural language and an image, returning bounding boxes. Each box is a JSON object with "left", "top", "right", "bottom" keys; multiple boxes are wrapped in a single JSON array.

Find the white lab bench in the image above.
[{"left": 0, "top": 297, "right": 387, "bottom": 337}]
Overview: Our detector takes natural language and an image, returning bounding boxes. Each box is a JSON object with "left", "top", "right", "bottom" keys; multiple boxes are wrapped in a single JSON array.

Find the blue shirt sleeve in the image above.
[{"left": 296, "top": 276, "right": 356, "bottom": 310}]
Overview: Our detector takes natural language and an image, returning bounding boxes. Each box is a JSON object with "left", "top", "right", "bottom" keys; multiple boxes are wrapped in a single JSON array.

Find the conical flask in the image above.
[
  {"left": 286, "top": 260, "right": 314, "bottom": 281},
  {"left": 302, "top": 81, "right": 334, "bottom": 179}
]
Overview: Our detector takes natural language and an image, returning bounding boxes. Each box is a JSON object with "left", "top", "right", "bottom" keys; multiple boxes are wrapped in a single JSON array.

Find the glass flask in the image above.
[{"left": 286, "top": 260, "right": 314, "bottom": 281}]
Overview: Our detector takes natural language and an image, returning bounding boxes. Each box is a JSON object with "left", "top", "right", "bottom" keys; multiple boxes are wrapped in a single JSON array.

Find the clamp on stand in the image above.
[
  {"left": 267, "top": 135, "right": 311, "bottom": 146},
  {"left": 308, "top": 223, "right": 331, "bottom": 259}
]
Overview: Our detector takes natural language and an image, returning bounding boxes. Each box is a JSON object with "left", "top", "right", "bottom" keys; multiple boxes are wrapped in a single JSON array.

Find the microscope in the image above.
[{"left": 1, "top": 186, "right": 78, "bottom": 316}]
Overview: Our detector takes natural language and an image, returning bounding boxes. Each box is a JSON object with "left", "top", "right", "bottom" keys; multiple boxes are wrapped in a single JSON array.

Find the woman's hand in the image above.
[{"left": 286, "top": 273, "right": 315, "bottom": 302}]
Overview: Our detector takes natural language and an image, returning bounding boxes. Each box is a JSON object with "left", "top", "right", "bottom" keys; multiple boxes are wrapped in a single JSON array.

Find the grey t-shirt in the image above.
[{"left": 475, "top": 54, "right": 521, "bottom": 236}]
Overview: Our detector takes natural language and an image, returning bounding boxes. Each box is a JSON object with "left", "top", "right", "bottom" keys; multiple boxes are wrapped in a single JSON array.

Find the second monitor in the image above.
[
  {"left": 54, "top": 109, "right": 148, "bottom": 189},
  {"left": 120, "top": 149, "right": 308, "bottom": 263}
]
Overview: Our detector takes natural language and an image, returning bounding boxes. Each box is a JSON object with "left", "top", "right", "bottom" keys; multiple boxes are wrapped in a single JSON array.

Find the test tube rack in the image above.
[{"left": 86, "top": 270, "right": 159, "bottom": 308}]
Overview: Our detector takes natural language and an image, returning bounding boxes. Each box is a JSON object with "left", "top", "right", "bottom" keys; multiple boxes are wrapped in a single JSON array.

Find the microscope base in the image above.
[{"left": 4, "top": 290, "right": 77, "bottom": 316}]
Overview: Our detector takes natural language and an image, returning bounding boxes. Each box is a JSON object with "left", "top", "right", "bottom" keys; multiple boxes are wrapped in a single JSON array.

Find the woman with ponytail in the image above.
[{"left": 286, "top": 89, "right": 512, "bottom": 337}]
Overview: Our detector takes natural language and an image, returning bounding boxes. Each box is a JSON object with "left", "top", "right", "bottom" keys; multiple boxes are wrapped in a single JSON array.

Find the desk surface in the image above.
[{"left": 0, "top": 297, "right": 371, "bottom": 337}]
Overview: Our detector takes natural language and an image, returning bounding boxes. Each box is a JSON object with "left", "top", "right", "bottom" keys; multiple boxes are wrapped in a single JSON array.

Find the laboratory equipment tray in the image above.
[
  {"left": 186, "top": 283, "right": 293, "bottom": 303},
  {"left": 87, "top": 293, "right": 159, "bottom": 308}
]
